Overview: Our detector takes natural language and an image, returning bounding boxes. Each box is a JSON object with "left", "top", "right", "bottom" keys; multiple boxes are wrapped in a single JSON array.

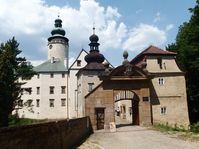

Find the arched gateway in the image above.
[
  {"left": 85, "top": 62, "right": 152, "bottom": 130},
  {"left": 114, "top": 90, "right": 139, "bottom": 126}
]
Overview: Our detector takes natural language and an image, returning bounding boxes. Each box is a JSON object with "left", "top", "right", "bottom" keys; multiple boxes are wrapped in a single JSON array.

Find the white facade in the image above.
[
  {"left": 16, "top": 18, "right": 111, "bottom": 120},
  {"left": 68, "top": 50, "right": 88, "bottom": 118},
  {"left": 17, "top": 72, "right": 68, "bottom": 119}
]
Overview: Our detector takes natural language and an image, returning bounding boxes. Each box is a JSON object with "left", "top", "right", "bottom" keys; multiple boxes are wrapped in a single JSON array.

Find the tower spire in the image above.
[{"left": 93, "top": 22, "right": 95, "bottom": 34}]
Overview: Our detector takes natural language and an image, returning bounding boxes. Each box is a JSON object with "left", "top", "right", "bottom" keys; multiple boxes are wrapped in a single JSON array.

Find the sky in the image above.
[{"left": 0, "top": 0, "right": 196, "bottom": 66}]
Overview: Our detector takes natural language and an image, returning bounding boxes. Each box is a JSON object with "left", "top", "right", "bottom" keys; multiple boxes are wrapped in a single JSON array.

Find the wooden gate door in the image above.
[
  {"left": 95, "top": 108, "right": 105, "bottom": 130},
  {"left": 132, "top": 100, "right": 139, "bottom": 125}
]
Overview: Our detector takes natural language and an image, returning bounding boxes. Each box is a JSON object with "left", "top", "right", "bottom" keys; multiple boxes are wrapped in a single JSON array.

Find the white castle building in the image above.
[
  {"left": 15, "top": 18, "right": 189, "bottom": 129},
  {"left": 16, "top": 18, "right": 110, "bottom": 119}
]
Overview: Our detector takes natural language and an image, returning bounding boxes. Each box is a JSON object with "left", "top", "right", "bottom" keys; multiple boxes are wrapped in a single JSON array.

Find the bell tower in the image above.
[{"left": 48, "top": 17, "right": 69, "bottom": 69}]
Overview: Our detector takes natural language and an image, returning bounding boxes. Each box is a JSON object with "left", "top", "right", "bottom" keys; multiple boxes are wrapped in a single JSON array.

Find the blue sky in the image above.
[{"left": 0, "top": 0, "right": 196, "bottom": 66}]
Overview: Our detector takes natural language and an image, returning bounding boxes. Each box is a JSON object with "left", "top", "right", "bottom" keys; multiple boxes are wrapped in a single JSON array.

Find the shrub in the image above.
[{"left": 190, "top": 122, "right": 199, "bottom": 133}]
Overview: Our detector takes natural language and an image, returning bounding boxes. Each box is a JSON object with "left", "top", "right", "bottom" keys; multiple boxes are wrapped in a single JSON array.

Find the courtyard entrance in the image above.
[
  {"left": 114, "top": 90, "right": 139, "bottom": 127},
  {"left": 85, "top": 65, "right": 152, "bottom": 130}
]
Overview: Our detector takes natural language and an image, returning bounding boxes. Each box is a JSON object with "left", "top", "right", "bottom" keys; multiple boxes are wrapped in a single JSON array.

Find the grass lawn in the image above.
[
  {"left": 9, "top": 115, "right": 47, "bottom": 127},
  {"left": 152, "top": 123, "right": 199, "bottom": 142}
]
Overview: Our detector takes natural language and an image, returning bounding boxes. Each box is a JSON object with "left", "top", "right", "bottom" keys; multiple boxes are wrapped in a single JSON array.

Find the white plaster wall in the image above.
[
  {"left": 146, "top": 56, "right": 181, "bottom": 73},
  {"left": 151, "top": 76, "right": 190, "bottom": 128},
  {"left": 18, "top": 73, "right": 68, "bottom": 119},
  {"left": 48, "top": 43, "right": 68, "bottom": 63},
  {"left": 68, "top": 50, "right": 87, "bottom": 118}
]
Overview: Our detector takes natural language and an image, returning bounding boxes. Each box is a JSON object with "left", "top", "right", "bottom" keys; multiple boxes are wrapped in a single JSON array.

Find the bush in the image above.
[
  {"left": 190, "top": 122, "right": 199, "bottom": 133},
  {"left": 153, "top": 123, "right": 186, "bottom": 132}
]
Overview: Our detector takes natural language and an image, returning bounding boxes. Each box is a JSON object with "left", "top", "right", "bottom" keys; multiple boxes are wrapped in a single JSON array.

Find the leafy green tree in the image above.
[
  {"left": 166, "top": 0, "right": 199, "bottom": 123},
  {"left": 0, "top": 37, "right": 35, "bottom": 127}
]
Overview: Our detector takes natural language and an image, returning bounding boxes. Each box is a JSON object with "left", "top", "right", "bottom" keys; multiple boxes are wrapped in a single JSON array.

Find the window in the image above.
[
  {"left": 61, "top": 98, "right": 66, "bottom": 106},
  {"left": 21, "top": 89, "right": 24, "bottom": 95},
  {"left": 160, "top": 107, "right": 167, "bottom": 115},
  {"left": 27, "top": 99, "right": 32, "bottom": 107},
  {"left": 29, "top": 88, "right": 32, "bottom": 95},
  {"left": 18, "top": 100, "right": 23, "bottom": 107},
  {"left": 158, "top": 78, "right": 164, "bottom": 85},
  {"left": 37, "top": 74, "right": 40, "bottom": 79},
  {"left": 88, "top": 83, "right": 94, "bottom": 92},
  {"left": 78, "top": 84, "right": 81, "bottom": 94},
  {"left": 49, "top": 86, "right": 54, "bottom": 94},
  {"left": 61, "top": 86, "right": 66, "bottom": 94},
  {"left": 143, "top": 97, "right": 149, "bottom": 102},
  {"left": 50, "top": 73, "right": 54, "bottom": 78},
  {"left": 77, "top": 60, "right": 81, "bottom": 66},
  {"left": 24, "top": 87, "right": 32, "bottom": 95},
  {"left": 157, "top": 57, "right": 162, "bottom": 69},
  {"left": 62, "top": 73, "right": 65, "bottom": 78},
  {"left": 49, "top": 99, "right": 54, "bottom": 107},
  {"left": 36, "top": 87, "right": 40, "bottom": 95},
  {"left": 36, "top": 99, "right": 40, "bottom": 107}
]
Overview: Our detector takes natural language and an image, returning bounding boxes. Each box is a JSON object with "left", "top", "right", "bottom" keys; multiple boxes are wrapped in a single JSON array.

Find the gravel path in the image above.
[{"left": 77, "top": 126, "right": 199, "bottom": 149}]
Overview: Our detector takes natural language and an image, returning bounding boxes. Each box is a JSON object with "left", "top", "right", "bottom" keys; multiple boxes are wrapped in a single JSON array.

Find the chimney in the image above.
[{"left": 51, "top": 57, "right": 55, "bottom": 63}]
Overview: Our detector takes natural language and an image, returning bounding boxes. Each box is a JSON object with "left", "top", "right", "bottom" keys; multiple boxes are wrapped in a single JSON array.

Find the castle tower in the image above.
[
  {"left": 84, "top": 27, "right": 105, "bottom": 69},
  {"left": 48, "top": 17, "right": 69, "bottom": 69}
]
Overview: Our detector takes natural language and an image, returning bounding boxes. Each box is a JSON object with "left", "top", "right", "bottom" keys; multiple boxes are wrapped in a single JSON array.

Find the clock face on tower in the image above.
[{"left": 49, "top": 45, "right": 53, "bottom": 49}]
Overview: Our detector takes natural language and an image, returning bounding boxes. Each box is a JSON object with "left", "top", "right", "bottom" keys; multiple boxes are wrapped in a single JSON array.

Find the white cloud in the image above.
[
  {"left": 122, "top": 24, "right": 167, "bottom": 52},
  {"left": 165, "top": 24, "right": 174, "bottom": 31},
  {"left": 0, "top": 0, "right": 172, "bottom": 66},
  {"left": 153, "top": 12, "right": 161, "bottom": 23},
  {"left": 0, "top": 0, "right": 126, "bottom": 62},
  {"left": 106, "top": 6, "right": 121, "bottom": 19}
]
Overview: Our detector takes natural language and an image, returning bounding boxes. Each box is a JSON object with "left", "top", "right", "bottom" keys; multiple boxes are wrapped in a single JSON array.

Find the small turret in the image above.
[
  {"left": 47, "top": 17, "right": 69, "bottom": 69},
  {"left": 84, "top": 27, "right": 105, "bottom": 70}
]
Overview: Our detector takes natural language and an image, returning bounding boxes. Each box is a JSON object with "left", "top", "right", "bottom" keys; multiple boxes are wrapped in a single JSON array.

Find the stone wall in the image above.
[{"left": 0, "top": 117, "right": 93, "bottom": 149}]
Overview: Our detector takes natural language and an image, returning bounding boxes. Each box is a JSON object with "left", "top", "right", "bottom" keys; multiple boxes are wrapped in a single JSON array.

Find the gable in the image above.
[
  {"left": 69, "top": 49, "right": 88, "bottom": 70},
  {"left": 109, "top": 65, "right": 148, "bottom": 78}
]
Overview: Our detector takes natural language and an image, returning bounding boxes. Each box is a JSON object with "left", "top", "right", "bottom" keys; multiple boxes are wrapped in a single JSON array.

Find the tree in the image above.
[
  {"left": 166, "top": 0, "right": 199, "bottom": 123},
  {"left": 0, "top": 37, "right": 35, "bottom": 127}
]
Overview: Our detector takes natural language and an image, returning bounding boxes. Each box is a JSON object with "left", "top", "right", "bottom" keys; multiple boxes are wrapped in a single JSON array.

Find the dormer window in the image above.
[
  {"left": 88, "top": 83, "right": 94, "bottom": 92},
  {"left": 77, "top": 60, "right": 81, "bottom": 66},
  {"left": 157, "top": 57, "right": 162, "bottom": 69}
]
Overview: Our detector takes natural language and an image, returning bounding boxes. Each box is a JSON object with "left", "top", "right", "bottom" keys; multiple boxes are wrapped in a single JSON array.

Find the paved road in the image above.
[{"left": 77, "top": 126, "right": 199, "bottom": 149}]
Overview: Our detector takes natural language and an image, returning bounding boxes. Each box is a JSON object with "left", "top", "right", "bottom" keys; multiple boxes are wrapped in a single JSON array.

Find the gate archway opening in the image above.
[{"left": 114, "top": 90, "right": 139, "bottom": 127}]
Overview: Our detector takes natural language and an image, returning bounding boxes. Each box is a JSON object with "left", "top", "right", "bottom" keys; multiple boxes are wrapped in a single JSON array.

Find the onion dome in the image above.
[
  {"left": 84, "top": 27, "right": 105, "bottom": 69},
  {"left": 88, "top": 27, "right": 100, "bottom": 51},
  {"left": 51, "top": 18, "right": 65, "bottom": 36},
  {"left": 89, "top": 34, "right": 99, "bottom": 43},
  {"left": 48, "top": 16, "right": 68, "bottom": 42},
  {"left": 85, "top": 51, "right": 105, "bottom": 63}
]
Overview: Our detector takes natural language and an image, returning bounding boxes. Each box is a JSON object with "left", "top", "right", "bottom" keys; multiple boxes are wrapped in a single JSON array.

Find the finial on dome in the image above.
[
  {"left": 93, "top": 22, "right": 95, "bottom": 34},
  {"left": 123, "top": 50, "right": 128, "bottom": 59},
  {"left": 122, "top": 50, "right": 130, "bottom": 65}
]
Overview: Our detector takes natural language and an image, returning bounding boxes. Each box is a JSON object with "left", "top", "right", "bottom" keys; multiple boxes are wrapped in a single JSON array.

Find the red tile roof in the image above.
[{"left": 131, "top": 45, "right": 176, "bottom": 65}]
